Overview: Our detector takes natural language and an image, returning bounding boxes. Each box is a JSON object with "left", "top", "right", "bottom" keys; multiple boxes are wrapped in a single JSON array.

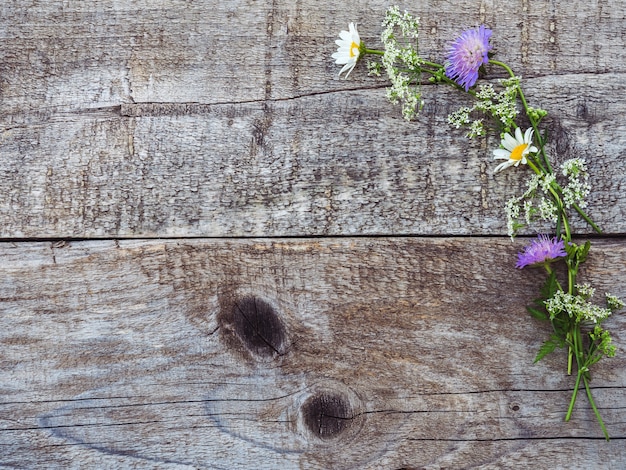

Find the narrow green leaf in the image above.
[
  {"left": 534, "top": 335, "right": 565, "bottom": 363},
  {"left": 539, "top": 271, "right": 558, "bottom": 300},
  {"left": 527, "top": 306, "right": 548, "bottom": 321}
]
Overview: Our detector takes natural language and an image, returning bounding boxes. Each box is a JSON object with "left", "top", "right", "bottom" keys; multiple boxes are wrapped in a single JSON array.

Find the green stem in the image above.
[
  {"left": 420, "top": 60, "right": 445, "bottom": 70},
  {"left": 362, "top": 49, "right": 445, "bottom": 71},
  {"left": 525, "top": 161, "right": 569, "bottom": 238},
  {"left": 565, "top": 363, "right": 582, "bottom": 421},
  {"left": 574, "top": 203, "right": 602, "bottom": 234},
  {"left": 583, "top": 376, "right": 610, "bottom": 440},
  {"left": 562, "top": 210, "right": 571, "bottom": 243},
  {"left": 490, "top": 60, "right": 553, "bottom": 174},
  {"left": 544, "top": 264, "right": 564, "bottom": 292},
  {"left": 565, "top": 323, "right": 584, "bottom": 418},
  {"left": 568, "top": 264, "right": 576, "bottom": 296},
  {"left": 567, "top": 331, "right": 573, "bottom": 375},
  {"left": 363, "top": 47, "right": 472, "bottom": 95}
]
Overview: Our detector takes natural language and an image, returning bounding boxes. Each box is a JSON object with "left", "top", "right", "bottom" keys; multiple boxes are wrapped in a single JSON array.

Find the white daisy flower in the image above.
[
  {"left": 493, "top": 127, "right": 538, "bottom": 174},
  {"left": 332, "top": 23, "right": 362, "bottom": 78}
]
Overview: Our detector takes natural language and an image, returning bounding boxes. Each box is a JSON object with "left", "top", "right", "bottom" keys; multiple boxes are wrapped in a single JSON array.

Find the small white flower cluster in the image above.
[
  {"left": 505, "top": 173, "right": 559, "bottom": 238},
  {"left": 367, "top": 60, "right": 382, "bottom": 77},
  {"left": 447, "top": 106, "right": 485, "bottom": 138},
  {"left": 606, "top": 293, "right": 625, "bottom": 311},
  {"left": 447, "top": 77, "right": 520, "bottom": 138},
  {"left": 380, "top": 6, "right": 423, "bottom": 120},
  {"left": 505, "top": 197, "right": 522, "bottom": 238},
  {"left": 504, "top": 158, "right": 593, "bottom": 238},
  {"left": 545, "top": 288, "right": 614, "bottom": 324},
  {"left": 561, "top": 158, "right": 591, "bottom": 209},
  {"left": 382, "top": 5, "right": 419, "bottom": 40},
  {"left": 576, "top": 283, "right": 596, "bottom": 298}
]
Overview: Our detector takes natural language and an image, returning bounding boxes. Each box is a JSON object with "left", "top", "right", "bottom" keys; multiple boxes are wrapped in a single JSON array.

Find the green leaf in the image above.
[
  {"left": 565, "top": 240, "right": 592, "bottom": 265},
  {"left": 540, "top": 271, "right": 558, "bottom": 300},
  {"left": 579, "top": 240, "right": 591, "bottom": 263},
  {"left": 527, "top": 306, "right": 548, "bottom": 321},
  {"left": 534, "top": 334, "right": 565, "bottom": 363}
]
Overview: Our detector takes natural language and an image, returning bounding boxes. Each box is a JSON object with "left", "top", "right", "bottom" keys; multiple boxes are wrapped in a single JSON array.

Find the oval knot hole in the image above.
[
  {"left": 233, "top": 296, "right": 286, "bottom": 358},
  {"left": 302, "top": 393, "right": 353, "bottom": 439}
]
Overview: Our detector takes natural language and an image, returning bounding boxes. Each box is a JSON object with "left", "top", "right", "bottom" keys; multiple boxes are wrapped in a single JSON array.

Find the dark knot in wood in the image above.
[
  {"left": 232, "top": 296, "right": 286, "bottom": 358},
  {"left": 302, "top": 392, "right": 354, "bottom": 439}
]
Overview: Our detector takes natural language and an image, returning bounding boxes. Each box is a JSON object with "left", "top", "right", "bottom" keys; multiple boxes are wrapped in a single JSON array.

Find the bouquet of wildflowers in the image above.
[{"left": 332, "top": 6, "right": 623, "bottom": 440}]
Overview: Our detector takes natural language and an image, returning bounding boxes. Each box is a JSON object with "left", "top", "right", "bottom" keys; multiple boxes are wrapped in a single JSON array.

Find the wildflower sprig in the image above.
[
  {"left": 331, "top": 5, "right": 621, "bottom": 439},
  {"left": 448, "top": 77, "right": 520, "bottom": 138}
]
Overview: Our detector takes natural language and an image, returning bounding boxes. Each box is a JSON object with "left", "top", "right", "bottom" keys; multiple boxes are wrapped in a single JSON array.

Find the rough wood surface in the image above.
[
  {"left": 2, "top": 0, "right": 626, "bottom": 468},
  {"left": 1, "top": 238, "right": 625, "bottom": 468},
  {"left": 1, "top": 0, "right": 626, "bottom": 237}
]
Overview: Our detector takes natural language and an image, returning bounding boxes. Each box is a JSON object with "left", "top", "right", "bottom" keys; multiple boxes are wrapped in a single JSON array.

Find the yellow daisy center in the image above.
[
  {"left": 349, "top": 41, "right": 359, "bottom": 58},
  {"left": 510, "top": 143, "right": 528, "bottom": 161}
]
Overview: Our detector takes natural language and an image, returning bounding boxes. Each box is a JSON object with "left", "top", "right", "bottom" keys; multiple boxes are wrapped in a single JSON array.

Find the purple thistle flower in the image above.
[
  {"left": 516, "top": 235, "right": 567, "bottom": 269},
  {"left": 445, "top": 26, "right": 492, "bottom": 91}
]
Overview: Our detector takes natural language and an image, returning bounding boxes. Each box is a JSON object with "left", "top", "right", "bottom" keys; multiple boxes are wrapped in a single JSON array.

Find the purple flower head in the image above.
[
  {"left": 445, "top": 26, "right": 492, "bottom": 91},
  {"left": 516, "top": 235, "right": 567, "bottom": 269}
]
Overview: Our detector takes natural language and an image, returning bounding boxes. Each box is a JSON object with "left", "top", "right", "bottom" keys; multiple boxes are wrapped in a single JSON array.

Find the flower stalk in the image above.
[{"left": 331, "top": 6, "right": 621, "bottom": 440}]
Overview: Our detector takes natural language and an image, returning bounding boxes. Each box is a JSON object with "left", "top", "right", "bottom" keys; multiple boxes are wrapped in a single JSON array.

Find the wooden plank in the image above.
[
  {"left": 2, "top": 74, "right": 626, "bottom": 238},
  {"left": 1, "top": 238, "right": 625, "bottom": 468},
  {"left": 2, "top": 0, "right": 626, "bottom": 238},
  {"left": 1, "top": 0, "right": 625, "bottom": 112}
]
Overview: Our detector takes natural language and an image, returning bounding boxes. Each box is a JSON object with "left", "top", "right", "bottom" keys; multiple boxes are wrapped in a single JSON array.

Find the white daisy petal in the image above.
[
  {"left": 503, "top": 133, "right": 519, "bottom": 151},
  {"left": 493, "top": 149, "right": 511, "bottom": 160},
  {"left": 349, "top": 23, "right": 360, "bottom": 40},
  {"left": 514, "top": 127, "right": 523, "bottom": 142},
  {"left": 338, "top": 62, "right": 354, "bottom": 76},
  {"left": 494, "top": 160, "right": 513, "bottom": 173},
  {"left": 524, "top": 127, "right": 534, "bottom": 143},
  {"left": 339, "top": 31, "right": 352, "bottom": 41},
  {"left": 338, "top": 61, "right": 355, "bottom": 76}
]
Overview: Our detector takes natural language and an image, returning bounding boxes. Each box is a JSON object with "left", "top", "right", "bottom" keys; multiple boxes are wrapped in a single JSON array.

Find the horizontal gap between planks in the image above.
[{"left": 1, "top": 233, "right": 625, "bottom": 244}]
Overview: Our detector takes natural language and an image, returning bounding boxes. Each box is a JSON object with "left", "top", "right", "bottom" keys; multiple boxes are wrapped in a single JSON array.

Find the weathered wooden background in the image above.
[{"left": 1, "top": 0, "right": 625, "bottom": 468}]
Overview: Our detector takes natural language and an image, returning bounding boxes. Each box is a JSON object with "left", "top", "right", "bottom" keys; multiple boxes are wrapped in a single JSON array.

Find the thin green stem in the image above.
[
  {"left": 574, "top": 203, "right": 602, "bottom": 234},
  {"left": 490, "top": 60, "right": 553, "bottom": 174},
  {"left": 568, "top": 264, "right": 576, "bottom": 296},
  {"left": 565, "top": 324, "right": 584, "bottom": 418},
  {"left": 420, "top": 60, "right": 445, "bottom": 70},
  {"left": 567, "top": 331, "right": 573, "bottom": 375},
  {"left": 362, "top": 47, "right": 471, "bottom": 95},
  {"left": 583, "top": 376, "right": 610, "bottom": 440},
  {"left": 489, "top": 59, "right": 514, "bottom": 79},
  {"left": 526, "top": 160, "right": 565, "bottom": 219},
  {"left": 364, "top": 48, "right": 385, "bottom": 56},
  {"left": 362, "top": 49, "right": 446, "bottom": 72},
  {"left": 526, "top": 160, "right": 572, "bottom": 242},
  {"left": 565, "top": 364, "right": 582, "bottom": 420},
  {"left": 562, "top": 210, "right": 571, "bottom": 242},
  {"left": 544, "top": 264, "right": 565, "bottom": 293}
]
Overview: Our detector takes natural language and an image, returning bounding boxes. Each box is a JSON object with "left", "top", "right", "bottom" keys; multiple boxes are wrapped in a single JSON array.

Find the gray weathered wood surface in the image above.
[
  {"left": 1, "top": 0, "right": 625, "bottom": 468},
  {"left": 1, "top": 0, "right": 626, "bottom": 237},
  {"left": 2, "top": 238, "right": 626, "bottom": 468}
]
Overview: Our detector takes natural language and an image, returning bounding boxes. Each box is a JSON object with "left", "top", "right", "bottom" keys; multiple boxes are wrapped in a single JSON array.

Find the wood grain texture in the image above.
[
  {"left": 1, "top": 238, "right": 625, "bottom": 468},
  {"left": 2, "top": 76, "right": 626, "bottom": 238},
  {"left": 2, "top": 1, "right": 626, "bottom": 468},
  {"left": 2, "top": 0, "right": 626, "bottom": 237}
]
